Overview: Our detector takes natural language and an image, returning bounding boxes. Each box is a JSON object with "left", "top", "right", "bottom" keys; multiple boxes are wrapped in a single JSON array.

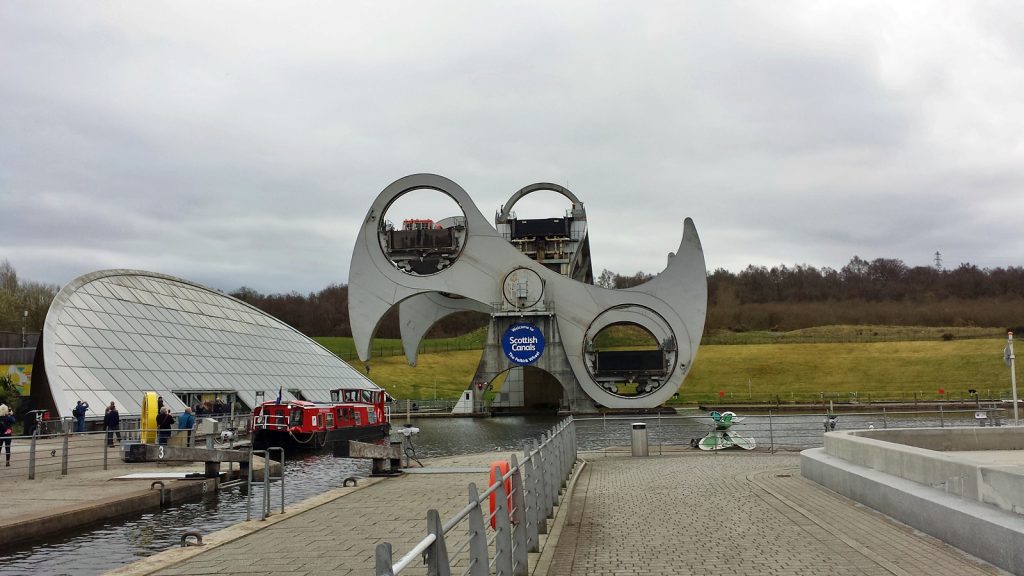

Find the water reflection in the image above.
[
  {"left": 399, "top": 415, "right": 563, "bottom": 457},
  {"left": 0, "top": 454, "right": 372, "bottom": 576}
]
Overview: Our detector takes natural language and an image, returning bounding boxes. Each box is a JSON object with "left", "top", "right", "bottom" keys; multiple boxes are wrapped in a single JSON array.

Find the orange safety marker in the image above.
[{"left": 488, "top": 460, "right": 512, "bottom": 529}]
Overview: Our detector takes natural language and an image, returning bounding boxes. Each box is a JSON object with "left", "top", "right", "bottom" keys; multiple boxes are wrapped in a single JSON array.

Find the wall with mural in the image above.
[{"left": 1, "top": 365, "right": 32, "bottom": 396}]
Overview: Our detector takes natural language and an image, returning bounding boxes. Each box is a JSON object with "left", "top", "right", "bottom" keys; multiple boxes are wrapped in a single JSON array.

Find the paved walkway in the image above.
[
  {"left": 112, "top": 452, "right": 512, "bottom": 576},
  {"left": 550, "top": 452, "right": 1008, "bottom": 576},
  {"left": 101, "top": 449, "right": 1013, "bottom": 576},
  {"left": 0, "top": 433, "right": 207, "bottom": 521}
]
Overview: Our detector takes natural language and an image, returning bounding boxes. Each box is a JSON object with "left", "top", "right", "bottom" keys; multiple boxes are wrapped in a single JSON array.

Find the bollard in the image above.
[
  {"left": 61, "top": 431, "right": 69, "bottom": 475},
  {"left": 631, "top": 422, "right": 649, "bottom": 457},
  {"left": 29, "top": 433, "right": 37, "bottom": 480}
]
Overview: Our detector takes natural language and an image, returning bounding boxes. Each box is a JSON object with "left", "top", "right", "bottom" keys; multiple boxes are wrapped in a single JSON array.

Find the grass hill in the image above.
[{"left": 316, "top": 326, "right": 1021, "bottom": 406}]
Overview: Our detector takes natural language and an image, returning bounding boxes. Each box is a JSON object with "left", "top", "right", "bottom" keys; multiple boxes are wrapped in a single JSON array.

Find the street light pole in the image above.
[
  {"left": 21, "top": 310, "right": 27, "bottom": 348},
  {"left": 1008, "top": 331, "right": 1018, "bottom": 425}
]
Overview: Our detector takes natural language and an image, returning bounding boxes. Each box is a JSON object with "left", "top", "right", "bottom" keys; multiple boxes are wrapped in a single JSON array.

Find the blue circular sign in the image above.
[{"left": 502, "top": 323, "right": 546, "bottom": 365}]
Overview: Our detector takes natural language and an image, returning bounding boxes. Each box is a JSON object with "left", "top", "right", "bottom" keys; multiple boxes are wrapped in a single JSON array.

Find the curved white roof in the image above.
[{"left": 42, "top": 270, "right": 377, "bottom": 418}]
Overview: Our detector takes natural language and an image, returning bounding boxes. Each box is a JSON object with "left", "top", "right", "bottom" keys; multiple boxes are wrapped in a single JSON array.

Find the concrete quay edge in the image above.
[
  {"left": 104, "top": 476, "right": 387, "bottom": 576},
  {"left": 0, "top": 476, "right": 218, "bottom": 550},
  {"left": 802, "top": 447, "right": 1024, "bottom": 576}
]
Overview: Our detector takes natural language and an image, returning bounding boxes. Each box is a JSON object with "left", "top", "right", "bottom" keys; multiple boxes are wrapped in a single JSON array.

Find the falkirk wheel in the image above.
[{"left": 348, "top": 174, "right": 707, "bottom": 412}]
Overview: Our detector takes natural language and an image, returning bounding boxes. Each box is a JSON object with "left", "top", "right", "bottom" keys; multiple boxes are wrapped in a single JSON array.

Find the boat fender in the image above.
[
  {"left": 343, "top": 477, "right": 358, "bottom": 487},
  {"left": 488, "top": 460, "right": 512, "bottom": 529}
]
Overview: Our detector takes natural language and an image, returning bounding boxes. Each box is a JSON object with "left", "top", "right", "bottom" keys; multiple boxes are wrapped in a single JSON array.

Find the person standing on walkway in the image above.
[
  {"left": 104, "top": 401, "right": 122, "bottom": 447},
  {"left": 73, "top": 400, "right": 89, "bottom": 433},
  {"left": 178, "top": 407, "right": 195, "bottom": 447},
  {"left": 0, "top": 404, "right": 14, "bottom": 467},
  {"left": 156, "top": 407, "right": 174, "bottom": 445}
]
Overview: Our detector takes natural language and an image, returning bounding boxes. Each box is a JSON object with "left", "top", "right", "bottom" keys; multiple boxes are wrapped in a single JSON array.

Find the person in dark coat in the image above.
[
  {"left": 104, "top": 401, "right": 122, "bottom": 447},
  {"left": 73, "top": 400, "right": 89, "bottom": 433},
  {"left": 0, "top": 404, "right": 14, "bottom": 467},
  {"left": 156, "top": 407, "right": 174, "bottom": 445}
]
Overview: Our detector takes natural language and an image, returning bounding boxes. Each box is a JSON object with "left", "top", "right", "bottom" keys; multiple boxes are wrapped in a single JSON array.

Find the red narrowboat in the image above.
[{"left": 251, "top": 388, "right": 391, "bottom": 455}]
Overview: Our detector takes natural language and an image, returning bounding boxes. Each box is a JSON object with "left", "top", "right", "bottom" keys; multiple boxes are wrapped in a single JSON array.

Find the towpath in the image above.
[
  {"left": 549, "top": 451, "right": 1007, "bottom": 576},
  {"left": 104, "top": 449, "right": 1008, "bottom": 576}
]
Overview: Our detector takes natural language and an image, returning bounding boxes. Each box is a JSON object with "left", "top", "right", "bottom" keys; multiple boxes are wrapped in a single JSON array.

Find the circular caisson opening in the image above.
[
  {"left": 502, "top": 268, "right": 544, "bottom": 309},
  {"left": 378, "top": 188, "right": 467, "bottom": 276},
  {"left": 503, "top": 189, "right": 577, "bottom": 219},
  {"left": 583, "top": 305, "right": 677, "bottom": 398}
]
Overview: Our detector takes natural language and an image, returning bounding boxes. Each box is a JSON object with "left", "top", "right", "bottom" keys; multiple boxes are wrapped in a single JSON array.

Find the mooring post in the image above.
[
  {"left": 61, "top": 429, "right": 69, "bottom": 476},
  {"left": 28, "top": 432, "right": 37, "bottom": 480}
]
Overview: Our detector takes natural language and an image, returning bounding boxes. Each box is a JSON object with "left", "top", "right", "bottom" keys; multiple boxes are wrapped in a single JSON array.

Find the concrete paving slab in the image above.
[
  {"left": 547, "top": 452, "right": 1009, "bottom": 576},
  {"left": 106, "top": 452, "right": 532, "bottom": 576}
]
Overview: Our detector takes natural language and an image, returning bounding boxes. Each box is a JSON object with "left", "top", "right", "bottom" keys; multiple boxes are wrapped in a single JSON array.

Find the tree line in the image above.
[
  {"left": 231, "top": 257, "right": 1024, "bottom": 335},
  {"left": 0, "top": 260, "right": 59, "bottom": 340},
  {"left": 3, "top": 257, "right": 1023, "bottom": 339},
  {"left": 706, "top": 257, "right": 1024, "bottom": 331},
  {"left": 228, "top": 285, "right": 482, "bottom": 339},
  {"left": 712, "top": 257, "right": 1024, "bottom": 303}
]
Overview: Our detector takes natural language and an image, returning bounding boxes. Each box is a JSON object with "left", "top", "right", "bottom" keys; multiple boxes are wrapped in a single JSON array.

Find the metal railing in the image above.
[
  {"left": 0, "top": 415, "right": 253, "bottom": 480},
  {"left": 575, "top": 408, "right": 1011, "bottom": 454},
  {"left": 392, "top": 399, "right": 459, "bottom": 415},
  {"left": 247, "top": 447, "right": 285, "bottom": 521},
  {"left": 252, "top": 412, "right": 289, "bottom": 429},
  {"left": 376, "top": 417, "right": 577, "bottom": 576}
]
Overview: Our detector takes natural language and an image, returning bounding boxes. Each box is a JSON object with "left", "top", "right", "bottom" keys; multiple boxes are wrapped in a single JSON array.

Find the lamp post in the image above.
[
  {"left": 21, "top": 310, "right": 27, "bottom": 348},
  {"left": 1007, "top": 332, "right": 1018, "bottom": 425}
]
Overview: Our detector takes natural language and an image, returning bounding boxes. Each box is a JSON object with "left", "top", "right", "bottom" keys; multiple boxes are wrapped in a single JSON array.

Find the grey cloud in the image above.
[{"left": 3, "top": 1, "right": 1024, "bottom": 294}]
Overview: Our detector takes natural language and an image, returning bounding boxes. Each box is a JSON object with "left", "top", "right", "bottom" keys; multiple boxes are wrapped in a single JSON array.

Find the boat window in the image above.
[
  {"left": 290, "top": 407, "right": 303, "bottom": 426},
  {"left": 343, "top": 390, "right": 357, "bottom": 402},
  {"left": 311, "top": 415, "right": 318, "bottom": 428},
  {"left": 354, "top": 411, "right": 361, "bottom": 425},
  {"left": 267, "top": 409, "right": 284, "bottom": 426},
  {"left": 330, "top": 390, "right": 340, "bottom": 403},
  {"left": 340, "top": 408, "right": 349, "bottom": 419},
  {"left": 362, "top": 390, "right": 373, "bottom": 403},
  {"left": 326, "top": 412, "right": 334, "bottom": 428}
]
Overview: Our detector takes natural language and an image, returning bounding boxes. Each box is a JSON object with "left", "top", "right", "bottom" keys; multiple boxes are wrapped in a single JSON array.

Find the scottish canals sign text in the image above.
[{"left": 502, "top": 323, "right": 546, "bottom": 365}]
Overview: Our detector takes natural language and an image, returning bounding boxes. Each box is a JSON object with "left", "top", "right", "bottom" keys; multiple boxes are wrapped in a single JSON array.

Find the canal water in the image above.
[{"left": 0, "top": 411, "right": 1001, "bottom": 575}]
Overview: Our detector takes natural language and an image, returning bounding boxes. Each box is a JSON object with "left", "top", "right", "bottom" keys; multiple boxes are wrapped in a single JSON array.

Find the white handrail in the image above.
[{"left": 377, "top": 416, "right": 576, "bottom": 576}]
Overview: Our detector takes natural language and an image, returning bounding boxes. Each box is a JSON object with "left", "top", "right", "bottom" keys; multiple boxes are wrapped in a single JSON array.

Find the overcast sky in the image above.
[{"left": 3, "top": 1, "right": 1024, "bottom": 294}]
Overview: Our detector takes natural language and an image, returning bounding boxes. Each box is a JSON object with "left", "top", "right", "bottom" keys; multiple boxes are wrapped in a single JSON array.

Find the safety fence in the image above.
[
  {"left": 0, "top": 414, "right": 251, "bottom": 481},
  {"left": 675, "top": 390, "right": 1022, "bottom": 406},
  {"left": 376, "top": 417, "right": 577, "bottom": 576},
  {"left": 329, "top": 339, "right": 487, "bottom": 362},
  {"left": 575, "top": 408, "right": 1012, "bottom": 454},
  {"left": 391, "top": 399, "right": 460, "bottom": 415}
]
